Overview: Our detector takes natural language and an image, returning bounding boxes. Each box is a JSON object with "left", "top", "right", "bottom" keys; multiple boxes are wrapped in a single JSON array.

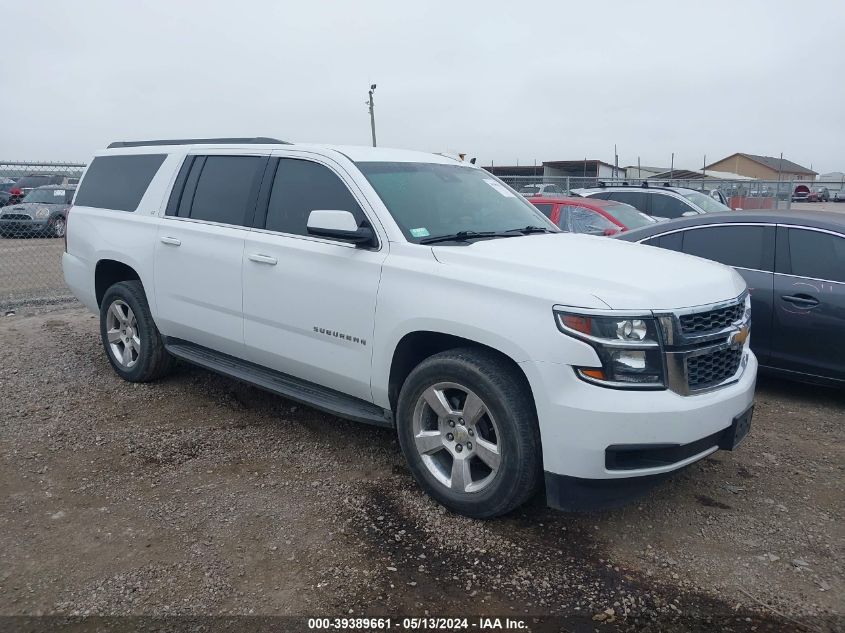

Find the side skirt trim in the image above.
[{"left": 163, "top": 337, "right": 393, "bottom": 428}]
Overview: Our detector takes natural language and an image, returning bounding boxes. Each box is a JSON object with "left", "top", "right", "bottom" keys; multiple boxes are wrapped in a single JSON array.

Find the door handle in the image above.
[
  {"left": 781, "top": 294, "right": 819, "bottom": 307},
  {"left": 248, "top": 253, "right": 278, "bottom": 265},
  {"left": 160, "top": 236, "right": 181, "bottom": 246}
]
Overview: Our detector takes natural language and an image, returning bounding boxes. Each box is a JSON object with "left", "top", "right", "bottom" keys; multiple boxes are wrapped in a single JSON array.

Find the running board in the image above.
[{"left": 164, "top": 339, "right": 393, "bottom": 428}]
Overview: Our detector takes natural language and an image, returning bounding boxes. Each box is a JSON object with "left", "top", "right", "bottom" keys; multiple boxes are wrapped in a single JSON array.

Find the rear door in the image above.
[
  {"left": 241, "top": 152, "right": 387, "bottom": 400},
  {"left": 678, "top": 224, "right": 776, "bottom": 364},
  {"left": 154, "top": 152, "right": 268, "bottom": 357},
  {"left": 771, "top": 226, "right": 845, "bottom": 381}
]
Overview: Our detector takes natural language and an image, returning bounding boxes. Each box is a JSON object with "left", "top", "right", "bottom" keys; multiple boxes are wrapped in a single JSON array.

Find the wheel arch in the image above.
[
  {"left": 94, "top": 259, "right": 142, "bottom": 307},
  {"left": 385, "top": 330, "right": 536, "bottom": 416}
]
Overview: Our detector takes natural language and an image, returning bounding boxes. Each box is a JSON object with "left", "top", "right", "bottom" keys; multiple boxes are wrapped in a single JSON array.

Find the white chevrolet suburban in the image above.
[{"left": 63, "top": 138, "right": 756, "bottom": 518}]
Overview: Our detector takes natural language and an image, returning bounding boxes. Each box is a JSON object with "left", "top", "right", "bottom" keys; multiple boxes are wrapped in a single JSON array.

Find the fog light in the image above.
[{"left": 611, "top": 349, "right": 646, "bottom": 370}]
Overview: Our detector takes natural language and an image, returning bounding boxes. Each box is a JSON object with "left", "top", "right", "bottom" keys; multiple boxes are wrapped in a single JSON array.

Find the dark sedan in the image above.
[{"left": 617, "top": 210, "right": 845, "bottom": 387}]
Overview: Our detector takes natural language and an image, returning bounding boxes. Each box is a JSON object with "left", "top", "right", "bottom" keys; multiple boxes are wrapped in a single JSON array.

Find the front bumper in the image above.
[
  {"left": 520, "top": 349, "right": 757, "bottom": 487},
  {"left": 0, "top": 218, "right": 51, "bottom": 234}
]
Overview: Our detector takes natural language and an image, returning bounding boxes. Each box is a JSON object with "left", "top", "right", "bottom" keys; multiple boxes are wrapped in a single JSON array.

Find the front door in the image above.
[
  {"left": 771, "top": 226, "right": 845, "bottom": 381},
  {"left": 241, "top": 154, "right": 388, "bottom": 401}
]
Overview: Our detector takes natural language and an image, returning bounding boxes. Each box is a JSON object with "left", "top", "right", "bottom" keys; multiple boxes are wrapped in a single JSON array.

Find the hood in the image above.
[{"left": 431, "top": 233, "right": 746, "bottom": 311}]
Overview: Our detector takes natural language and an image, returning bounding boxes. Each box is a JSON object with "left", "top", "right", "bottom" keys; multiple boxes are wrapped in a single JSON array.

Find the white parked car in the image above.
[
  {"left": 834, "top": 188, "right": 845, "bottom": 202},
  {"left": 517, "top": 183, "right": 566, "bottom": 197},
  {"left": 64, "top": 138, "right": 756, "bottom": 518}
]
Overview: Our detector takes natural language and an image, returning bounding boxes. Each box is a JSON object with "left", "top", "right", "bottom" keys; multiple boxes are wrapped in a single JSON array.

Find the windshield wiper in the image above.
[
  {"left": 419, "top": 230, "right": 521, "bottom": 245},
  {"left": 507, "top": 225, "right": 555, "bottom": 235}
]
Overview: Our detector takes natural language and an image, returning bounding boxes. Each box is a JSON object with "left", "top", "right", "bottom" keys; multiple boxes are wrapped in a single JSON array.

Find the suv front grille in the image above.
[
  {"left": 679, "top": 303, "right": 744, "bottom": 333},
  {"left": 686, "top": 347, "right": 743, "bottom": 390},
  {"left": 1, "top": 214, "right": 31, "bottom": 221}
]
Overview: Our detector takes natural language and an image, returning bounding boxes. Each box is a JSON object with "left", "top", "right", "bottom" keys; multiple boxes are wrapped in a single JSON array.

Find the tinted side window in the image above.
[
  {"left": 532, "top": 203, "right": 554, "bottom": 218},
  {"left": 264, "top": 159, "right": 364, "bottom": 236},
  {"left": 189, "top": 156, "right": 263, "bottom": 226},
  {"left": 787, "top": 229, "right": 845, "bottom": 282},
  {"left": 588, "top": 192, "right": 612, "bottom": 200},
  {"left": 682, "top": 225, "right": 774, "bottom": 271},
  {"left": 73, "top": 154, "right": 167, "bottom": 212},
  {"left": 650, "top": 194, "right": 692, "bottom": 219},
  {"left": 608, "top": 191, "right": 647, "bottom": 211}
]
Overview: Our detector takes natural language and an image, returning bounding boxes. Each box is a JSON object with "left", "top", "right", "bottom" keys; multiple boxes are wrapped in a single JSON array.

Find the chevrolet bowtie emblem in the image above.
[{"left": 730, "top": 326, "right": 750, "bottom": 349}]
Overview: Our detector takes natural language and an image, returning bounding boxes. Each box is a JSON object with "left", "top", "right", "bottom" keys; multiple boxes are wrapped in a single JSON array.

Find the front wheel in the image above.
[
  {"left": 396, "top": 348, "right": 541, "bottom": 518},
  {"left": 50, "top": 215, "right": 66, "bottom": 238}
]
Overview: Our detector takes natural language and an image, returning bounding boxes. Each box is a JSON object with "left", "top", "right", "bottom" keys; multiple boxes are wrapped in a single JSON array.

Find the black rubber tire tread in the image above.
[
  {"left": 99, "top": 280, "right": 174, "bottom": 383},
  {"left": 396, "top": 347, "right": 542, "bottom": 519}
]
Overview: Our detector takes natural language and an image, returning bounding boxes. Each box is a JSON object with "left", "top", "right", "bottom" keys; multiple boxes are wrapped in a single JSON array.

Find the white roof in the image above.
[
  {"left": 99, "top": 141, "right": 468, "bottom": 166},
  {"left": 305, "top": 144, "right": 464, "bottom": 164},
  {"left": 700, "top": 170, "right": 754, "bottom": 181}
]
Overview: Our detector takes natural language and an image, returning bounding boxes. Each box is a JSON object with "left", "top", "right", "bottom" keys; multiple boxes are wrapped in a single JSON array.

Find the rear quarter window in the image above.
[{"left": 74, "top": 154, "right": 167, "bottom": 212}]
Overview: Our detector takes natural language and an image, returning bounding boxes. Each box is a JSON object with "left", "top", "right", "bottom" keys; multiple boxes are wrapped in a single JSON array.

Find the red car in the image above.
[{"left": 528, "top": 196, "right": 656, "bottom": 235}]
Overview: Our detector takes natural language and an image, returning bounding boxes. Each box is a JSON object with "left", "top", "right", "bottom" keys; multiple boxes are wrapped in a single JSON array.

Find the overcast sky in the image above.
[{"left": 2, "top": 0, "right": 844, "bottom": 173}]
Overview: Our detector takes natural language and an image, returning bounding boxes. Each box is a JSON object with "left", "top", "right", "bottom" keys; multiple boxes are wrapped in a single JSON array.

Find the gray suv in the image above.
[{"left": 572, "top": 185, "right": 731, "bottom": 220}]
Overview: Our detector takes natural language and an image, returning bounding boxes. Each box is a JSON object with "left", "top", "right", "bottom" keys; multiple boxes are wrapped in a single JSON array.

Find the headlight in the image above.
[
  {"left": 35, "top": 208, "right": 50, "bottom": 219},
  {"left": 555, "top": 309, "right": 665, "bottom": 389}
]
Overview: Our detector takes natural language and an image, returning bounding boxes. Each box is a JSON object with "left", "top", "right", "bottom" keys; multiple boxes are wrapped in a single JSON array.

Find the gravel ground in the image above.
[{"left": 1, "top": 302, "right": 842, "bottom": 632}]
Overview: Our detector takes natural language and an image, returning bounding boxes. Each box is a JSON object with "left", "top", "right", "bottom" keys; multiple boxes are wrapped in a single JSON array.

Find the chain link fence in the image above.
[
  {"left": 0, "top": 161, "right": 85, "bottom": 307},
  {"left": 1, "top": 159, "right": 843, "bottom": 308},
  {"left": 497, "top": 174, "right": 845, "bottom": 211},
  {"left": 498, "top": 175, "right": 845, "bottom": 207}
]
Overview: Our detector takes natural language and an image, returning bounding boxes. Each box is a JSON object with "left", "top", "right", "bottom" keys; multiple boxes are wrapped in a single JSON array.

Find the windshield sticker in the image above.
[
  {"left": 483, "top": 179, "right": 516, "bottom": 198},
  {"left": 54, "top": 189, "right": 65, "bottom": 196},
  {"left": 410, "top": 227, "right": 430, "bottom": 238}
]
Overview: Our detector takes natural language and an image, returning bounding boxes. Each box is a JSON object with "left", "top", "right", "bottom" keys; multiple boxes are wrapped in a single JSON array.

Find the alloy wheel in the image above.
[
  {"left": 411, "top": 382, "right": 501, "bottom": 493},
  {"left": 105, "top": 299, "right": 140, "bottom": 368}
]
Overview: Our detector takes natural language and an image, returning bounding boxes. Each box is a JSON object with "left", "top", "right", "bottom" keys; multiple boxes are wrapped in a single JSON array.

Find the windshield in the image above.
[
  {"left": 357, "top": 162, "right": 556, "bottom": 242},
  {"left": 16, "top": 176, "right": 52, "bottom": 188},
  {"left": 23, "top": 188, "right": 68, "bottom": 204},
  {"left": 600, "top": 202, "right": 656, "bottom": 229},
  {"left": 681, "top": 191, "right": 730, "bottom": 213}
]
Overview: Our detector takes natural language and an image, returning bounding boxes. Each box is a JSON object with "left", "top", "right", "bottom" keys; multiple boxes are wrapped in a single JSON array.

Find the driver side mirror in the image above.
[{"left": 306, "top": 210, "right": 377, "bottom": 248}]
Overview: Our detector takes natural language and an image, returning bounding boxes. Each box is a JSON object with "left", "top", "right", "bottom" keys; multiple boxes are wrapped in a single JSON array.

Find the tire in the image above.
[
  {"left": 396, "top": 347, "right": 541, "bottom": 518},
  {"left": 99, "top": 280, "right": 174, "bottom": 382},
  {"left": 50, "top": 215, "right": 66, "bottom": 238}
]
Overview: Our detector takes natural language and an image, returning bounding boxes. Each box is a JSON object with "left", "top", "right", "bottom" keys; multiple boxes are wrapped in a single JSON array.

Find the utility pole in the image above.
[
  {"left": 670, "top": 153, "right": 674, "bottom": 180},
  {"left": 367, "top": 84, "right": 377, "bottom": 147},
  {"left": 614, "top": 144, "right": 618, "bottom": 180},
  {"left": 637, "top": 156, "right": 641, "bottom": 180}
]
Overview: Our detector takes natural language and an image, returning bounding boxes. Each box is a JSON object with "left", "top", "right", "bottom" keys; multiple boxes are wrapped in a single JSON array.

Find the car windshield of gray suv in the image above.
[
  {"left": 357, "top": 161, "right": 557, "bottom": 243},
  {"left": 22, "top": 189, "right": 67, "bottom": 204},
  {"left": 681, "top": 191, "right": 731, "bottom": 213}
]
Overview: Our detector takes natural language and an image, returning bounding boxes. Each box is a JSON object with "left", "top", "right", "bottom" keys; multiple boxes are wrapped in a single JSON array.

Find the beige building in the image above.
[{"left": 704, "top": 153, "right": 817, "bottom": 181}]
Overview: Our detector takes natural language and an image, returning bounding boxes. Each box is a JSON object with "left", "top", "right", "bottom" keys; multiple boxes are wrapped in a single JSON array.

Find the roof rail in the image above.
[{"left": 107, "top": 137, "right": 290, "bottom": 149}]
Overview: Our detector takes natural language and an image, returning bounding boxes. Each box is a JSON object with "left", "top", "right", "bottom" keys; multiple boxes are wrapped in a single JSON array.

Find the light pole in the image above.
[{"left": 367, "top": 84, "right": 377, "bottom": 147}]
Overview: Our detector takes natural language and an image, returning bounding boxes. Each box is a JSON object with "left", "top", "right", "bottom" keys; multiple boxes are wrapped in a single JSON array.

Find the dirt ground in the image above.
[{"left": 0, "top": 303, "right": 842, "bottom": 632}]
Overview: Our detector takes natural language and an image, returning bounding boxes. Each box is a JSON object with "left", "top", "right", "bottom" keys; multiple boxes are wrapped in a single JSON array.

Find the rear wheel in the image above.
[
  {"left": 99, "top": 280, "right": 174, "bottom": 382},
  {"left": 396, "top": 348, "right": 541, "bottom": 518}
]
